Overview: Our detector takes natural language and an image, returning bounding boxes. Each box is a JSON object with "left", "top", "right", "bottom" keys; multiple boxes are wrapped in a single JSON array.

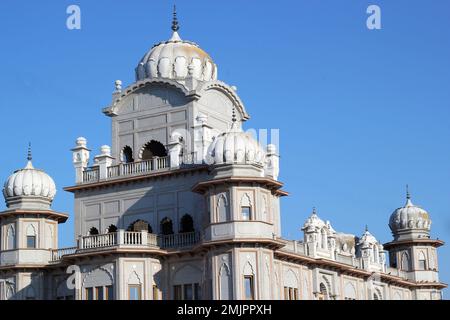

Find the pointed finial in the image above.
[
  {"left": 312, "top": 207, "right": 317, "bottom": 215},
  {"left": 365, "top": 224, "right": 369, "bottom": 232},
  {"left": 406, "top": 184, "right": 411, "bottom": 200},
  {"left": 27, "top": 142, "right": 32, "bottom": 161},
  {"left": 231, "top": 107, "right": 237, "bottom": 123},
  {"left": 171, "top": 5, "right": 179, "bottom": 32}
]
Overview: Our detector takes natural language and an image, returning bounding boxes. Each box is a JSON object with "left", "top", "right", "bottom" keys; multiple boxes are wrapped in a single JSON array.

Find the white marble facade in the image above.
[{"left": 0, "top": 14, "right": 446, "bottom": 301}]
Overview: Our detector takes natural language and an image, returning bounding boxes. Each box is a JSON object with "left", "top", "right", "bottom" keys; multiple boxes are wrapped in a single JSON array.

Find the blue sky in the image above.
[{"left": 0, "top": 0, "right": 449, "bottom": 295}]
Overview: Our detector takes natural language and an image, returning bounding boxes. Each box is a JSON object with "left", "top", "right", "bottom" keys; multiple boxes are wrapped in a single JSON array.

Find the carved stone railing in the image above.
[
  {"left": 158, "top": 231, "right": 200, "bottom": 249},
  {"left": 82, "top": 167, "right": 99, "bottom": 183},
  {"left": 48, "top": 231, "right": 200, "bottom": 263},
  {"left": 106, "top": 156, "right": 170, "bottom": 180},
  {"left": 50, "top": 247, "right": 77, "bottom": 262}
]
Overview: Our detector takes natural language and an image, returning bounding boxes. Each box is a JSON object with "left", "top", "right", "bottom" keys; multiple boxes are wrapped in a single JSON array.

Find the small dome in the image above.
[
  {"left": 206, "top": 121, "right": 265, "bottom": 166},
  {"left": 357, "top": 227, "right": 379, "bottom": 248},
  {"left": 3, "top": 160, "right": 56, "bottom": 209},
  {"left": 302, "top": 208, "right": 326, "bottom": 231},
  {"left": 135, "top": 31, "right": 217, "bottom": 83},
  {"left": 389, "top": 193, "right": 431, "bottom": 237}
]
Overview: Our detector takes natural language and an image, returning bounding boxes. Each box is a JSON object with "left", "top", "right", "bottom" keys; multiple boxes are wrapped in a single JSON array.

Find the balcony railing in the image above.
[
  {"left": 50, "top": 247, "right": 77, "bottom": 262},
  {"left": 49, "top": 231, "right": 200, "bottom": 263},
  {"left": 82, "top": 167, "right": 99, "bottom": 183},
  {"left": 107, "top": 156, "right": 170, "bottom": 180},
  {"left": 158, "top": 231, "right": 200, "bottom": 249}
]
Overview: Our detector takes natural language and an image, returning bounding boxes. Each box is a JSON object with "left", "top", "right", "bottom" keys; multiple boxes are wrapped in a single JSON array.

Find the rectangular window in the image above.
[
  {"left": 184, "top": 284, "right": 193, "bottom": 300},
  {"left": 95, "top": 286, "right": 104, "bottom": 300},
  {"left": 244, "top": 276, "right": 254, "bottom": 300},
  {"left": 26, "top": 236, "right": 36, "bottom": 248},
  {"left": 152, "top": 285, "right": 159, "bottom": 300},
  {"left": 128, "top": 285, "right": 141, "bottom": 300},
  {"left": 174, "top": 285, "right": 182, "bottom": 300},
  {"left": 85, "top": 287, "right": 93, "bottom": 300},
  {"left": 241, "top": 207, "right": 251, "bottom": 220},
  {"left": 194, "top": 283, "right": 201, "bottom": 300},
  {"left": 105, "top": 285, "right": 113, "bottom": 300}
]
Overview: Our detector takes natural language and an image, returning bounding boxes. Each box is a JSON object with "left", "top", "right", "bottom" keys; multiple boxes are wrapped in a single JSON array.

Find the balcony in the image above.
[{"left": 50, "top": 230, "right": 200, "bottom": 263}]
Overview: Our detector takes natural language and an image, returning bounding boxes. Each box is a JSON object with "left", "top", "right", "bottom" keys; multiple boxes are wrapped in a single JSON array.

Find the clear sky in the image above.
[{"left": 0, "top": 0, "right": 449, "bottom": 296}]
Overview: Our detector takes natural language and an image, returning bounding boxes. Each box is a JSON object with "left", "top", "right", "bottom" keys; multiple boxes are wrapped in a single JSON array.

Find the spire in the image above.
[
  {"left": 312, "top": 207, "right": 317, "bottom": 216},
  {"left": 405, "top": 184, "right": 413, "bottom": 206},
  {"left": 365, "top": 224, "right": 369, "bottom": 232},
  {"left": 25, "top": 142, "right": 34, "bottom": 169},
  {"left": 171, "top": 5, "right": 179, "bottom": 32},
  {"left": 27, "top": 142, "right": 32, "bottom": 161},
  {"left": 231, "top": 107, "right": 237, "bottom": 123},
  {"left": 169, "top": 5, "right": 182, "bottom": 41}
]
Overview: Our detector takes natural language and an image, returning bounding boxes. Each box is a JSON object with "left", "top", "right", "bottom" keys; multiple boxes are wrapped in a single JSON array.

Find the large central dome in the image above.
[{"left": 135, "top": 10, "right": 217, "bottom": 83}]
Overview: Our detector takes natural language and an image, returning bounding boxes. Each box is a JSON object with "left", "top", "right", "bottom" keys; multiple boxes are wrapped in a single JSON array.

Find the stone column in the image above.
[{"left": 71, "top": 137, "right": 90, "bottom": 184}]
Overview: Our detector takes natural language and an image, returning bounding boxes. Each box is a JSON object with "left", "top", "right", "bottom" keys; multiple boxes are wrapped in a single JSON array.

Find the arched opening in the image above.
[
  {"left": 127, "top": 220, "right": 152, "bottom": 233},
  {"left": 121, "top": 146, "right": 134, "bottom": 163},
  {"left": 107, "top": 225, "right": 118, "bottom": 233},
  {"left": 89, "top": 227, "right": 99, "bottom": 235},
  {"left": 160, "top": 217, "right": 174, "bottom": 235},
  {"left": 373, "top": 289, "right": 382, "bottom": 300},
  {"left": 141, "top": 140, "right": 167, "bottom": 160},
  {"left": 321, "top": 229, "right": 327, "bottom": 250},
  {"left": 418, "top": 251, "right": 427, "bottom": 270},
  {"left": 26, "top": 225, "right": 37, "bottom": 249},
  {"left": 318, "top": 282, "right": 329, "bottom": 300},
  {"left": 401, "top": 252, "right": 410, "bottom": 271},
  {"left": 7, "top": 225, "right": 15, "bottom": 250},
  {"left": 180, "top": 214, "right": 194, "bottom": 233}
]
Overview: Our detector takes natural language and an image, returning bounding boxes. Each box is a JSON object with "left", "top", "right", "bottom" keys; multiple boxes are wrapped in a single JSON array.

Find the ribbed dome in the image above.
[
  {"left": 302, "top": 208, "right": 326, "bottom": 231},
  {"left": 357, "top": 228, "right": 379, "bottom": 248},
  {"left": 206, "top": 121, "right": 265, "bottom": 166},
  {"left": 389, "top": 195, "right": 431, "bottom": 234},
  {"left": 3, "top": 160, "right": 56, "bottom": 209},
  {"left": 135, "top": 31, "right": 217, "bottom": 83}
]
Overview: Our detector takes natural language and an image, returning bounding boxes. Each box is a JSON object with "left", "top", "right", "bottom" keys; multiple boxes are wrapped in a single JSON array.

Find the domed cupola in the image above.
[
  {"left": 2, "top": 146, "right": 56, "bottom": 210},
  {"left": 302, "top": 207, "right": 326, "bottom": 232},
  {"left": 206, "top": 110, "right": 266, "bottom": 168},
  {"left": 135, "top": 7, "right": 217, "bottom": 83},
  {"left": 389, "top": 187, "right": 431, "bottom": 240},
  {"left": 357, "top": 226, "right": 379, "bottom": 249}
]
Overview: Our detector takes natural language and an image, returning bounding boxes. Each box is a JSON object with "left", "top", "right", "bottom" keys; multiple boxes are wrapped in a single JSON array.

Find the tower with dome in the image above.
[{"left": 0, "top": 9, "right": 445, "bottom": 300}]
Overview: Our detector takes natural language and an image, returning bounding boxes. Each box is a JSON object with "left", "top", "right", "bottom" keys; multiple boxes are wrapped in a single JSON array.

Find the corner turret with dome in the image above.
[{"left": 2, "top": 144, "right": 57, "bottom": 210}]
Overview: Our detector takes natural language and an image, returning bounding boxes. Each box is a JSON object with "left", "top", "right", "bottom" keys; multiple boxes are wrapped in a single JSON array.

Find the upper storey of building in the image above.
[{"left": 71, "top": 9, "right": 280, "bottom": 187}]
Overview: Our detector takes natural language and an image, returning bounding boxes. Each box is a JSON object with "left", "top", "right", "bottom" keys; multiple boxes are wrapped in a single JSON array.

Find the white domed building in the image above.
[{"left": 0, "top": 8, "right": 445, "bottom": 301}]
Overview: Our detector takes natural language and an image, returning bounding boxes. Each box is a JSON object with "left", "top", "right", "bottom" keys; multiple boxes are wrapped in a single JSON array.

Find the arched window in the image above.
[
  {"left": 6, "top": 225, "right": 15, "bottom": 250},
  {"left": 240, "top": 194, "right": 252, "bottom": 220},
  {"left": 373, "top": 246, "right": 379, "bottom": 263},
  {"left": 418, "top": 251, "right": 427, "bottom": 270},
  {"left": 373, "top": 289, "right": 382, "bottom": 300},
  {"left": 321, "top": 229, "right": 327, "bottom": 250},
  {"left": 127, "top": 220, "right": 152, "bottom": 233},
  {"left": 160, "top": 217, "right": 174, "bottom": 235},
  {"left": 121, "top": 146, "right": 134, "bottom": 163},
  {"left": 89, "top": 227, "right": 99, "bottom": 235},
  {"left": 319, "top": 283, "right": 328, "bottom": 300},
  {"left": 180, "top": 214, "right": 194, "bottom": 233},
  {"left": 141, "top": 140, "right": 167, "bottom": 160},
  {"left": 107, "top": 225, "right": 118, "bottom": 233},
  {"left": 217, "top": 194, "right": 229, "bottom": 222},
  {"left": 26, "top": 225, "right": 37, "bottom": 248},
  {"left": 401, "top": 252, "right": 410, "bottom": 271}
]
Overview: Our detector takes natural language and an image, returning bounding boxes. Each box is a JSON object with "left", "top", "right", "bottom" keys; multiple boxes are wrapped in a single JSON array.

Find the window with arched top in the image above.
[
  {"left": 140, "top": 140, "right": 167, "bottom": 160},
  {"left": 160, "top": 217, "right": 174, "bottom": 235},
  {"left": 217, "top": 194, "right": 229, "bottom": 222},
  {"left": 180, "top": 214, "right": 194, "bottom": 233},
  {"left": 321, "top": 229, "right": 327, "bottom": 250},
  {"left": 418, "top": 251, "right": 427, "bottom": 270},
  {"left": 121, "top": 146, "right": 134, "bottom": 163},
  {"left": 127, "top": 220, "right": 152, "bottom": 233},
  {"left": 107, "top": 224, "right": 118, "bottom": 233},
  {"left": 319, "top": 283, "right": 328, "bottom": 300},
  {"left": 6, "top": 225, "right": 15, "bottom": 250},
  {"left": 26, "top": 225, "right": 37, "bottom": 249},
  {"left": 401, "top": 252, "right": 410, "bottom": 271},
  {"left": 89, "top": 227, "right": 99, "bottom": 235},
  {"left": 240, "top": 194, "right": 252, "bottom": 220}
]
